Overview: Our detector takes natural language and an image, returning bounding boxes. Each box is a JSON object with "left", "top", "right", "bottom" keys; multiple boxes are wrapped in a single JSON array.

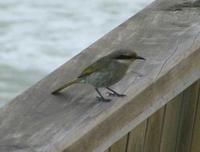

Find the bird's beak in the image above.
[{"left": 136, "top": 56, "right": 146, "bottom": 60}]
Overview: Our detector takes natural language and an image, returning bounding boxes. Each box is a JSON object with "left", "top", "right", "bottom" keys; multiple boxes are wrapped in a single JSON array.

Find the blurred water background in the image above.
[{"left": 0, "top": 0, "right": 154, "bottom": 107}]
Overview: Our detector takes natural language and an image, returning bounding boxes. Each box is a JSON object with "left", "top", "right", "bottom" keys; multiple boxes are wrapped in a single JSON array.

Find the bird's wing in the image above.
[{"left": 78, "top": 57, "right": 110, "bottom": 78}]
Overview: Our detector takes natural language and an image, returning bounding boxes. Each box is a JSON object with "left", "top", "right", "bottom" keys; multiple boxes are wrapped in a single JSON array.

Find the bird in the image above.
[{"left": 52, "top": 49, "right": 145, "bottom": 102}]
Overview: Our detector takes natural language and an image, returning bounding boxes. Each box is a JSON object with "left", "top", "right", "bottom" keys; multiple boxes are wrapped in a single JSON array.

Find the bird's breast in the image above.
[{"left": 83, "top": 61, "right": 129, "bottom": 88}]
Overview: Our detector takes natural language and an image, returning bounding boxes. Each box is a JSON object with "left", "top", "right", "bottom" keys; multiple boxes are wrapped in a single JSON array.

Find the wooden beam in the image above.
[
  {"left": 126, "top": 120, "right": 147, "bottom": 152},
  {"left": 159, "top": 93, "right": 183, "bottom": 152},
  {"left": 175, "top": 81, "right": 200, "bottom": 152},
  {"left": 110, "top": 135, "right": 128, "bottom": 152},
  {"left": 191, "top": 81, "right": 200, "bottom": 152},
  {"left": 0, "top": 0, "right": 200, "bottom": 152},
  {"left": 143, "top": 107, "right": 165, "bottom": 152}
]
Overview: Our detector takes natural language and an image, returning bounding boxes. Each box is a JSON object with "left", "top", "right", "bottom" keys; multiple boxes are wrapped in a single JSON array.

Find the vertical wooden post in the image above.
[
  {"left": 175, "top": 82, "right": 200, "bottom": 152},
  {"left": 190, "top": 81, "right": 200, "bottom": 152},
  {"left": 126, "top": 121, "right": 147, "bottom": 152},
  {"left": 110, "top": 135, "right": 129, "bottom": 152},
  {"left": 143, "top": 107, "right": 165, "bottom": 152},
  {"left": 159, "top": 94, "right": 183, "bottom": 152}
]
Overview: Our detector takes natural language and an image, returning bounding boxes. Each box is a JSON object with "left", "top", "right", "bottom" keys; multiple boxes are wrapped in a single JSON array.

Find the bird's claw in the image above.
[
  {"left": 106, "top": 92, "right": 126, "bottom": 97},
  {"left": 96, "top": 96, "right": 111, "bottom": 102}
]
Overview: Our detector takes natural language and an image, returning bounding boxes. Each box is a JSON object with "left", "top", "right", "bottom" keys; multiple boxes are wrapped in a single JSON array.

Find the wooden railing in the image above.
[
  {"left": 105, "top": 80, "right": 200, "bottom": 152},
  {"left": 0, "top": 0, "right": 200, "bottom": 151}
]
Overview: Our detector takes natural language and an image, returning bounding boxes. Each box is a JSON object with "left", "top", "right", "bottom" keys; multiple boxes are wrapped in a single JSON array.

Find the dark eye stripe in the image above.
[{"left": 116, "top": 55, "right": 133, "bottom": 59}]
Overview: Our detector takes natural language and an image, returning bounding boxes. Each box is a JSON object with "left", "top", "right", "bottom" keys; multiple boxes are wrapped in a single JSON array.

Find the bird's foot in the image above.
[
  {"left": 96, "top": 96, "right": 111, "bottom": 102},
  {"left": 107, "top": 92, "right": 126, "bottom": 97}
]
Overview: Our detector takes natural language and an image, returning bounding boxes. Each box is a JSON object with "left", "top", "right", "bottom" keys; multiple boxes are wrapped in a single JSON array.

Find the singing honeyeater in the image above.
[{"left": 52, "top": 49, "right": 145, "bottom": 102}]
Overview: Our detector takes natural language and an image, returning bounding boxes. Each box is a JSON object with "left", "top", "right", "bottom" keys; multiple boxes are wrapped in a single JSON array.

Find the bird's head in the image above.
[{"left": 109, "top": 49, "right": 145, "bottom": 65}]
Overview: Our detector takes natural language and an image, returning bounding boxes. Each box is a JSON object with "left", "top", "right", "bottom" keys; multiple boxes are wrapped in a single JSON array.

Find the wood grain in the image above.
[
  {"left": 109, "top": 135, "right": 128, "bottom": 152},
  {"left": 0, "top": 0, "right": 200, "bottom": 151},
  {"left": 190, "top": 81, "right": 200, "bottom": 152},
  {"left": 143, "top": 107, "right": 165, "bottom": 152},
  {"left": 175, "top": 81, "right": 200, "bottom": 152},
  {"left": 126, "top": 121, "right": 147, "bottom": 152},
  {"left": 159, "top": 93, "right": 183, "bottom": 152},
  {"left": 109, "top": 81, "right": 199, "bottom": 152}
]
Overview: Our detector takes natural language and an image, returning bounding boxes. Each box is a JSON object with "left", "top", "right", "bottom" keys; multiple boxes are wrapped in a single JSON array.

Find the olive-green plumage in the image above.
[{"left": 52, "top": 49, "right": 145, "bottom": 102}]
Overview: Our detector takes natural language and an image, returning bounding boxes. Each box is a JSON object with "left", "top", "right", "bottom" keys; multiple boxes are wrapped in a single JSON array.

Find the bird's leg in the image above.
[
  {"left": 95, "top": 88, "right": 111, "bottom": 102},
  {"left": 106, "top": 87, "right": 126, "bottom": 97}
]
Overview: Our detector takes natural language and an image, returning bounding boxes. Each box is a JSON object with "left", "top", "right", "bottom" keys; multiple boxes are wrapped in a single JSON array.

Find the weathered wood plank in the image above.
[
  {"left": 110, "top": 135, "right": 128, "bottom": 152},
  {"left": 175, "top": 81, "right": 200, "bottom": 152},
  {"left": 112, "top": 82, "right": 199, "bottom": 152},
  {"left": 190, "top": 81, "right": 200, "bottom": 152},
  {"left": 126, "top": 120, "right": 147, "bottom": 152},
  {"left": 143, "top": 107, "right": 165, "bottom": 152},
  {"left": 159, "top": 93, "right": 183, "bottom": 152},
  {"left": 0, "top": 0, "right": 200, "bottom": 152}
]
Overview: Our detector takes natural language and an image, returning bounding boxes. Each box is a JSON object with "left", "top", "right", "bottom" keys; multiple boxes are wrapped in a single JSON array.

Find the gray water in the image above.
[{"left": 0, "top": 0, "right": 154, "bottom": 107}]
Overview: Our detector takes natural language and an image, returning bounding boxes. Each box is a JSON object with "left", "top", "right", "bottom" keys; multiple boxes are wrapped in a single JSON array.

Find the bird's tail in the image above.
[{"left": 52, "top": 78, "right": 80, "bottom": 94}]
